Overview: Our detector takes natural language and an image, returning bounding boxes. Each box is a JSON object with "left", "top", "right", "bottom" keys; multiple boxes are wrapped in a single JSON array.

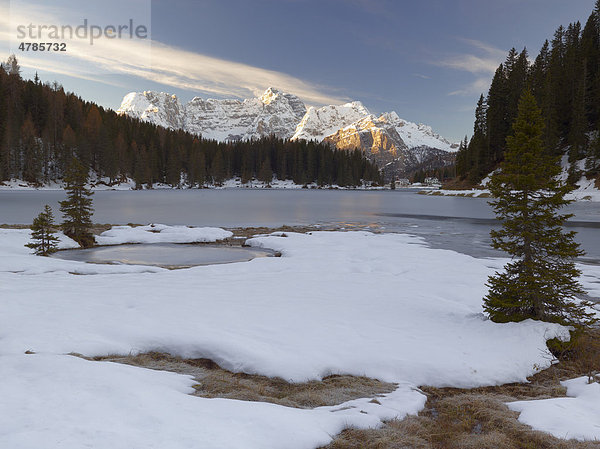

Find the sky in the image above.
[{"left": 0, "top": 0, "right": 597, "bottom": 142}]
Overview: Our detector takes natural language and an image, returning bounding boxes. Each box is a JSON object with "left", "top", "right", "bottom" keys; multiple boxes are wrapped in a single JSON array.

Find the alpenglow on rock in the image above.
[
  {"left": 323, "top": 112, "right": 457, "bottom": 175},
  {"left": 117, "top": 87, "right": 458, "bottom": 177}
]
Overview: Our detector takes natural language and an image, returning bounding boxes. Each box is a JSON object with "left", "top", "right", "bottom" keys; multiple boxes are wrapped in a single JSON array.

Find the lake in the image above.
[{"left": 1, "top": 189, "right": 599, "bottom": 263}]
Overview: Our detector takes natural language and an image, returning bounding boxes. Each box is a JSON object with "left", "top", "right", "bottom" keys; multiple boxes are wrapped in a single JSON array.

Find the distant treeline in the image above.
[
  {"left": 456, "top": 1, "right": 600, "bottom": 184},
  {"left": 0, "top": 58, "right": 382, "bottom": 187}
]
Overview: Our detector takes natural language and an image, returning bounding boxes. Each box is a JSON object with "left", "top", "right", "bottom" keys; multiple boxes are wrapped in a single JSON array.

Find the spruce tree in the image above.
[
  {"left": 586, "top": 124, "right": 600, "bottom": 174},
  {"left": 211, "top": 149, "right": 226, "bottom": 186},
  {"left": 26, "top": 205, "right": 59, "bottom": 256},
  {"left": 258, "top": 158, "right": 273, "bottom": 185},
  {"left": 483, "top": 90, "right": 595, "bottom": 328},
  {"left": 60, "top": 156, "right": 95, "bottom": 247}
]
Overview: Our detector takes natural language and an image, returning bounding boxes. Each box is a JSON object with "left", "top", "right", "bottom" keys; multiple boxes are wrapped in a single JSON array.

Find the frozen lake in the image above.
[
  {"left": 1, "top": 189, "right": 599, "bottom": 263},
  {"left": 51, "top": 243, "right": 274, "bottom": 268}
]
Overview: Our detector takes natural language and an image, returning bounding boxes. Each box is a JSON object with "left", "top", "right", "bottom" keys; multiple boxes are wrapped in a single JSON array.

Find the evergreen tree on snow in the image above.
[
  {"left": 26, "top": 205, "right": 59, "bottom": 256},
  {"left": 484, "top": 91, "right": 596, "bottom": 328},
  {"left": 59, "top": 157, "right": 95, "bottom": 247}
]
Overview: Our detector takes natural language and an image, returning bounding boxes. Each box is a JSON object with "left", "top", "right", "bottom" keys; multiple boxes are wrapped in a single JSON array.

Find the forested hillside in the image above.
[
  {"left": 0, "top": 57, "right": 381, "bottom": 188},
  {"left": 456, "top": 1, "right": 600, "bottom": 185}
]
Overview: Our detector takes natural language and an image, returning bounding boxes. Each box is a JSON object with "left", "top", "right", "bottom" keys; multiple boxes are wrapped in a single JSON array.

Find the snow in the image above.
[
  {"left": 1, "top": 227, "right": 591, "bottom": 448},
  {"left": 420, "top": 189, "right": 491, "bottom": 198},
  {"left": 568, "top": 176, "right": 600, "bottom": 202},
  {"left": 95, "top": 224, "right": 233, "bottom": 245},
  {"left": 117, "top": 91, "right": 185, "bottom": 130},
  {"left": 426, "top": 176, "right": 600, "bottom": 202},
  {"left": 116, "top": 88, "right": 458, "bottom": 156},
  {"left": 0, "top": 229, "right": 165, "bottom": 275},
  {"left": 381, "top": 112, "right": 458, "bottom": 153},
  {"left": 0, "top": 353, "right": 425, "bottom": 449},
  {"left": 117, "top": 88, "right": 307, "bottom": 141},
  {"left": 508, "top": 377, "right": 600, "bottom": 441},
  {"left": 291, "top": 105, "right": 458, "bottom": 155},
  {"left": 0, "top": 176, "right": 377, "bottom": 191},
  {"left": 291, "top": 102, "right": 371, "bottom": 142}
]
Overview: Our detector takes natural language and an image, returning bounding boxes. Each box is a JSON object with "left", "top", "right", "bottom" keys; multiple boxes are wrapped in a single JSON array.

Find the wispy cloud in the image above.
[
  {"left": 0, "top": 2, "right": 348, "bottom": 106},
  {"left": 448, "top": 77, "right": 491, "bottom": 96},
  {"left": 435, "top": 54, "right": 500, "bottom": 75},
  {"left": 413, "top": 73, "right": 431, "bottom": 80},
  {"left": 456, "top": 38, "right": 508, "bottom": 60},
  {"left": 431, "top": 38, "right": 506, "bottom": 96}
]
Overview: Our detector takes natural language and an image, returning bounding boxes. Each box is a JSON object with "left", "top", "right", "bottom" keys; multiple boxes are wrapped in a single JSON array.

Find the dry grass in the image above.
[
  {"left": 323, "top": 329, "right": 600, "bottom": 449},
  {"left": 441, "top": 178, "right": 478, "bottom": 190},
  {"left": 1, "top": 223, "right": 112, "bottom": 235},
  {"left": 0, "top": 223, "right": 31, "bottom": 229},
  {"left": 84, "top": 352, "right": 396, "bottom": 409},
  {"left": 227, "top": 225, "right": 321, "bottom": 239}
]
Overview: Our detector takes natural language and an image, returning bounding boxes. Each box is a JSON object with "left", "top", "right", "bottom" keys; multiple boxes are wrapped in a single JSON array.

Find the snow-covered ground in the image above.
[
  {"left": 508, "top": 376, "right": 600, "bottom": 441},
  {"left": 419, "top": 188, "right": 491, "bottom": 198},
  {"left": 421, "top": 175, "right": 600, "bottom": 201},
  {"left": 2, "top": 227, "right": 600, "bottom": 447},
  {"left": 0, "top": 177, "right": 380, "bottom": 191},
  {"left": 95, "top": 224, "right": 233, "bottom": 245},
  {"left": 568, "top": 176, "right": 600, "bottom": 201}
]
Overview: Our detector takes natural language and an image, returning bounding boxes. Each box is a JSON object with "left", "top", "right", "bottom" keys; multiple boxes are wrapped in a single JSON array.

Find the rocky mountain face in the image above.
[
  {"left": 118, "top": 88, "right": 306, "bottom": 141},
  {"left": 117, "top": 88, "right": 458, "bottom": 177},
  {"left": 323, "top": 112, "right": 457, "bottom": 177}
]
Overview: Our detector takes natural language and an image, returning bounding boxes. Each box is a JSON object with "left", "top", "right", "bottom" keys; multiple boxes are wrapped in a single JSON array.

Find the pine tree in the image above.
[
  {"left": 258, "top": 158, "right": 273, "bottom": 185},
  {"left": 211, "top": 149, "right": 226, "bottom": 186},
  {"left": 20, "top": 115, "right": 42, "bottom": 183},
  {"left": 586, "top": 124, "right": 600, "bottom": 174},
  {"left": 26, "top": 205, "right": 59, "bottom": 256},
  {"left": 59, "top": 156, "right": 95, "bottom": 247},
  {"left": 487, "top": 64, "right": 509, "bottom": 164},
  {"left": 483, "top": 91, "right": 595, "bottom": 328}
]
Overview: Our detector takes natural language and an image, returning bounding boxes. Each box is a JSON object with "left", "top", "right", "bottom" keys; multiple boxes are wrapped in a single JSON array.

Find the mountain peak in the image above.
[{"left": 259, "top": 87, "right": 282, "bottom": 105}]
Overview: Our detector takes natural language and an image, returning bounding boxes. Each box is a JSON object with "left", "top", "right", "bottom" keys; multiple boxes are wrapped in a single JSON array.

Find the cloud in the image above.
[
  {"left": 0, "top": 2, "right": 348, "bottom": 106},
  {"left": 435, "top": 54, "right": 500, "bottom": 75},
  {"left": 456, "top": 38, "right": 508, "bottom": 59},
  {"left": 433, "top": 39, "right": 505, "bottom": 75},
  {"left": 448, "top": 77, "right": 491, "bottom": 96},
  {"left": 432, "top": 38, "right": 506, "bottom": 96},
  {"left": 413, "top": 73, "right": 431, "bottom": 80}
]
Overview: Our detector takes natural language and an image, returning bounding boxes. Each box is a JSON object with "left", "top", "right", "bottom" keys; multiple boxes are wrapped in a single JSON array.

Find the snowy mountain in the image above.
[
  {"left": 118, "top": 88, "right": 307, "bottom": 141},
  {"left": 118, "top": 91, "right": 186, "bottom": 130},
  {"left": 291, "top": 102, "right": 371, "bottom": 142},
  {"left": 117, "top": 87, "right": 458, "bottom": 176},
  {"left": 323, "top": 112, "right": 457, "bottom": 176}
]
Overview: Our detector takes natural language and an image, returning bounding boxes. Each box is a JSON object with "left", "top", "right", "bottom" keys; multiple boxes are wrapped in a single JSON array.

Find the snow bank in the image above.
[
  {"left": 0, "top": 229, "right": 585, "bottom": 448},
  {"left": 0, "top": 228, "right": 165, "bottom": 275},
  {"left": 508, "top": 377, "right": 600, "bottom": 441},
  {"left": 568, "top": 176, "right": 600, "bottom": 202},
  {"left": 0, "top": 177, "right": 370, "bottom": 191},
  {"left": 1, "top": 230, "right": 569, "bottom": 385},
  {"left": 95, "top": 224, "right": 233, "bottom": 245},
  {"left": 0, "top": 353, "right": 425, "bottom": 449},
  {"left": 420, "top": 189, "right": 491, "bottom": 198}
]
